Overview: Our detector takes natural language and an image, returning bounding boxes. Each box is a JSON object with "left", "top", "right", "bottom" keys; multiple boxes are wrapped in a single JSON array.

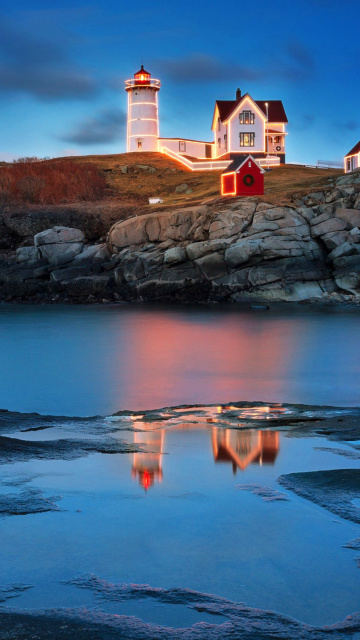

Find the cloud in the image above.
[
  {"left": 154, "top": 45, "right": 316, "bottom": 87},
  {"left": 62, "top": 108, "right": 126, "bottom": 145},
  {"left": 155, "top": 54, "right": 265, "bottom": 83},
  {"left": 292, "top": 114, "right": 317, "bottom": 131},
  {"left": 285, "top": 41, "right": 315, "bottom": 72},
  {"left": 0, "top": 15, "right": 97, "bottom": 100},
  {"left": 337, "top": 120, "right": 358, "bottom": 131}
]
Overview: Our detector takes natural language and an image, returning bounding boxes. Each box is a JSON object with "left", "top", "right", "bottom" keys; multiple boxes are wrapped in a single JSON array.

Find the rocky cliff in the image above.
[{"left": 1, "top": 171, "right": 360, "bottom": 304}]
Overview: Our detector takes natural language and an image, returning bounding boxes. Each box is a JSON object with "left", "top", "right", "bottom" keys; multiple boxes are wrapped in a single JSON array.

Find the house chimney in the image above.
[{"left": 236, "top": 88, "right": 241, "bottom": 100}]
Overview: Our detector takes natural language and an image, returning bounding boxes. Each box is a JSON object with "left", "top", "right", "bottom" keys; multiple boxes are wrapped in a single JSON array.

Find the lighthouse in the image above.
[{"left": 125, "top": 65, "right": 161, "bottom": 152}]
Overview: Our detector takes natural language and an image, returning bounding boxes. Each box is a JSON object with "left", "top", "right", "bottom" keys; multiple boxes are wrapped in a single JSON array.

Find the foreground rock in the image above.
[{"left": 1, "top": 171, "right": 360, "bottom": 304}]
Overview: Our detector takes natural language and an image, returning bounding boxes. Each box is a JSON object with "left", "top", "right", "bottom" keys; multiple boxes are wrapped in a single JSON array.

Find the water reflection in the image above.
[
  {"left": 1, "top": 305, "right": 360, "bottom": 415},
  {"left": 132, "top": 429, "right": 164, "bottom": 490},
  {"left": 131, "top": 419, "right": 279, "bottom": 490},
  {"left": 212, "top": 430, "right": 279, "bottom": 473}
]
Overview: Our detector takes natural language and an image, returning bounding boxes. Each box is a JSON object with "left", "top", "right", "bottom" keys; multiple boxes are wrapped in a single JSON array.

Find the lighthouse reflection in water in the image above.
[{"left": 131, "top": 407, "right": 279, "bottom": 491}]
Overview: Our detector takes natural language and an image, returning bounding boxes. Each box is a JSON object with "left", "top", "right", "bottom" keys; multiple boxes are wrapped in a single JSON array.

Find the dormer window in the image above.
[{"left": 239, "top": 111, "right": 255, "bottom": 125}]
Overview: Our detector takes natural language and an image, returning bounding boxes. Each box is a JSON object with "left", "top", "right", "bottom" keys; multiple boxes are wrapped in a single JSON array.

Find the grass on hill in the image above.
[
  {"left": 1, "top": 153, "right": 343, "bottom": 225},
  {"left": 62, "top": 152, "right": 342, "bottom": 207}
]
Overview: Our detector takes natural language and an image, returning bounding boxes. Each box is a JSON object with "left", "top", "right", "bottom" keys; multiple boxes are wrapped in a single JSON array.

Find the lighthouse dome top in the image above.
[{"left": 134, "top": 64, "right": 151, "bottom": 80}]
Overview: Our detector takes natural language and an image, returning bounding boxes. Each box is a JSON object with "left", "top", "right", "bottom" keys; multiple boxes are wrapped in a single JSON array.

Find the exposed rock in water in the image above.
[{"left": 277, "top": 469, "right": 360, "bottom": 524}]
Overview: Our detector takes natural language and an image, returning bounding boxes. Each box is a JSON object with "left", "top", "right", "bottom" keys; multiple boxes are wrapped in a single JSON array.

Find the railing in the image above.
[
  {"left": 160, "top": 147, "right": 229, "bottom": 172},
  {"left": 317, "top": 160, "right": 343, "bottom": 169},
  {"left": 259, "top": 156, "right": 280, "bottom": 167},
  {"left": 125, "top": 79, "right": 161, "bottom": 90}
]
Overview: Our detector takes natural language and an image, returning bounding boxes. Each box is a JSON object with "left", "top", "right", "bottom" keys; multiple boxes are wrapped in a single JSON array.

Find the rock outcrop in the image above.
[{"left": 1, "top": 171, "right": 360, "bottom": 304}]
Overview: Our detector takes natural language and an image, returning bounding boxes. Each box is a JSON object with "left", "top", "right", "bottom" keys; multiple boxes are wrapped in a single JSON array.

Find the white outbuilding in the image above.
[{"left": 345, "top": 141, "right": 360, "bottom": 173}]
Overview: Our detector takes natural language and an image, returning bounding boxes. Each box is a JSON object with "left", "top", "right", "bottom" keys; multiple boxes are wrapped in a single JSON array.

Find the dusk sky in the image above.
[{"left": 0, "top": 0, "right": 359, "bottom": 164}]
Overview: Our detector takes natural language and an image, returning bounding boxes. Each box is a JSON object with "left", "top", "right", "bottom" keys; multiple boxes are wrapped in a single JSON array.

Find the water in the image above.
[
  {"left": 0, "top": 303, "right": 359, "bottom": 416},
  {"left": 1, "top": 304, "right": 360, "bottom": 636}
]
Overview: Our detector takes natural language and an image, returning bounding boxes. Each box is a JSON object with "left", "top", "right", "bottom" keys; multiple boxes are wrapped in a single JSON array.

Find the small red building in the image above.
[{"left": 221, "top": 155, "right": 265, "bottom": 197}]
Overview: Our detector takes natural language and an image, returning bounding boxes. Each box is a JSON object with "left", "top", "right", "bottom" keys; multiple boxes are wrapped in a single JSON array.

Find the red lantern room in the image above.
[{"left": 133, "top": 64, "right": 151, "bottom": 85}]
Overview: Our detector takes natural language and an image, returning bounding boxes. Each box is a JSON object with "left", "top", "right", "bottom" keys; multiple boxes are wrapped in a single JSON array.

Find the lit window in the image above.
[
  {"left": 179, "top": 141, "right": 186, "bottom": 152},
  {"left": 137, "top": 139, "right": 143, "bottom": 149},
  {"left": 274, "top": 136, "right": 281, "bottom": 144},
  {"left": 239, "top": 111, "right": 255, "bottom": 125},
  {"left": 240, "top": 132, "right": 255, "bottom": 147}
]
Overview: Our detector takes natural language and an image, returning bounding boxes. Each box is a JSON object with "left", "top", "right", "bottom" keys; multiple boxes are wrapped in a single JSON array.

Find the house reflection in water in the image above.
[
  {"left": 131, "top": 412, "right": 280, "bottom": 490},
  {"left": 212, "top": 429, "right": 279, "bottom": 473}
]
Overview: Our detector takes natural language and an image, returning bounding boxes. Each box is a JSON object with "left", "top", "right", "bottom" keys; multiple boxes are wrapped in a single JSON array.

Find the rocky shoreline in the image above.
[{"left": 1, "top": 171, "right": 360, "bottom": 305}]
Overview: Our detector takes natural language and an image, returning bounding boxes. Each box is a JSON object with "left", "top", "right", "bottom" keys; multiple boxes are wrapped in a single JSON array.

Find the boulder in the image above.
[
  {"left": 16, "top": 246, "right": 40, "bottom": 264},
  {"left": 336, "top": 208, "right": 360, "bottom": 230},
  {"left": 107, "top": 206, "right": 206, "bottom": 251},
  {"left": 328, "top": 242, "right": 360, "bottom": 262},
  {"left": 225, "top": 238, "right": 262, "bottom": 268},
  {"left": 311, "top": 217, "right": 347, "bottom": 237},
  {"left": 186, "top": 239, "right": 231, "bottom": 261},
  {"left": 208, "top": 210, "right": 251, "bottom": 240},
  {"left": 195, "top": 253, "right": 228, "bottom": 280},
  {"left": 164, "top": 247, "right": 187, "bottom": 264},
  {"left": 175, "top": 183, "right": 192, "bottom": 193},
  {"left": 38, "top": 242, "right": 83, "bottom": 264},
  {"left": 34, "top": 226, "right": 84, "bottom": 246}
]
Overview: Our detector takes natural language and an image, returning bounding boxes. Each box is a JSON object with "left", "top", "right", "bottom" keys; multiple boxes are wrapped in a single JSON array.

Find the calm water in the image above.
[
  {"left": 0, "top": 303, "right": 360, "bottom": 416},
  {"left": 1, "top": 304, "right": 360, "bottom": 635},
  {"left": 1, "top": 409, "right": 360, "bottom": 629}
]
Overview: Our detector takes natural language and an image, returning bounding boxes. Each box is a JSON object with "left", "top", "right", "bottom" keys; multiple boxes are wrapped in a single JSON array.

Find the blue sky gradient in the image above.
[{"left": 0, "top": 0, "right": 359, "bottom": 163}]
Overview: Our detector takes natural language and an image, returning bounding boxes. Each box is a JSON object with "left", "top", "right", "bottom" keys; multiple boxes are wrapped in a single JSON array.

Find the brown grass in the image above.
[{"left": 0, "top": 160, "right": 106, "bottom": 205}]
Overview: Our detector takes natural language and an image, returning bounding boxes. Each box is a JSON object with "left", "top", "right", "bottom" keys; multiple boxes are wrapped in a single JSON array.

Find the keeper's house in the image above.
[{"left": 345, "top": 141, "right": 360, "bottom": 173}]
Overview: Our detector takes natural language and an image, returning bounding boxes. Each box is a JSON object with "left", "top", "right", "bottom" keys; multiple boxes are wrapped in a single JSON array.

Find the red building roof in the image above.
[
  {"left": 345, "top": 141, "right": 360, "bottom": 157},
  {"left": 215, "top": 97, "right": 288, "bottom": 124}
]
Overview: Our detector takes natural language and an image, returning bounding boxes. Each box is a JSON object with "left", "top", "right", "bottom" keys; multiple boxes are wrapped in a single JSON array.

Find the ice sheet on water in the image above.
[
  {"left": 31, "top": 574, "right": 358, "bottom": 639},
  {"left": 0, "top": 488, "right": 62, "bottom": 517},
  {"left": 278, "top": 469, "right": 360, "bottom": 524},
  {"left": 0, "top": 583, "right": 33, "bottom": 602}
]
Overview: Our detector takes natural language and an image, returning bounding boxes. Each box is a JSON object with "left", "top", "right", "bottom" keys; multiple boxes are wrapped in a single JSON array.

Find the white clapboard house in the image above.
[{"left": 125, "top": 66, "right": 288, "bottom": 171}]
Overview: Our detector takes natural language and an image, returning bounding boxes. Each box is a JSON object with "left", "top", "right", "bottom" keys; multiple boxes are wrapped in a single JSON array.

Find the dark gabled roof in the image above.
[
  {"left": 215, "top": 100, "right": 238, "bottom": 122},
  {"left": 222, "top": 154, "right": 264, "bottom": 174},
  {"left": 345, "top": 141, "right": 360, "bottom": 157},
  {"left": 215, "top": 97, "right": 288, "bottom": 124},
  {"left": 255, "top": 100, "right": 288, "bottom": 123}
]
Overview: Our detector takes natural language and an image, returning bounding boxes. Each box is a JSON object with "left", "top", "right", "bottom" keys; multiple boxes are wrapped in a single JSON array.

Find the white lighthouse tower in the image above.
[{"left": 125, "top": 65, "right": 161, "bottom": 152}]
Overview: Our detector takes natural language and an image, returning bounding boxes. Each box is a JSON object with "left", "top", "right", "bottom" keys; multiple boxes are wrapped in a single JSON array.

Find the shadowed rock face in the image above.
[{"left": 1, "top": 172, "right": 360, "bottom": 304}]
